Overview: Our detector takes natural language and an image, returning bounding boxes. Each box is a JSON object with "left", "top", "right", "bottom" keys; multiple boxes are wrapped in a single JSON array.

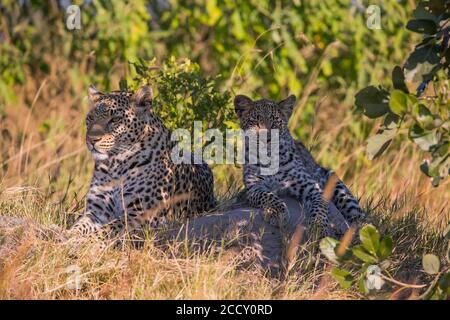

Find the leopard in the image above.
[
  {"left": 234, "top": 94, "right": 365, "bottom": 237},
  {"left": 69, "top": 85, "right": 216, "bottom": 241}
]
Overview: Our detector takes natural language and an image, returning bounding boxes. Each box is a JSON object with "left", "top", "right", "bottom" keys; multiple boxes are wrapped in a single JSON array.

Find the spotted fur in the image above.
[
  {"left": 70, "top": 85, "right": 216, "bottom": 240},
  {"left": 234, "top": 94, "right": 365, "bottom": 237}
]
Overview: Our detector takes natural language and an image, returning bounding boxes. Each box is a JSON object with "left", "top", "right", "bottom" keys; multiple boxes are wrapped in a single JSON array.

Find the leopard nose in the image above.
[
  {"left": 87, "top": 123, "right": 105, "bottom": 144},
  {"left": 86, "top": 135, "right": 102, "bottom": 144}
]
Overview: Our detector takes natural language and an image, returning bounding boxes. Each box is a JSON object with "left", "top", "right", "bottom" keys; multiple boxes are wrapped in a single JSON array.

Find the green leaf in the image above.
[
  {"left": 406, "top": 19, "right": 437, "bottom": 34},
  {"left": 355, "top": 86, "right": 390, "bottom": 119},
  {"left": 433, "top": 142, "right": 449, "bottom": 158},
  {"left": 389, "top": 90, "right": 408, "bottom": 114},
  {"left": 358, "top": 274, "right": 368, "bottom": 294},
  {"left": 432, "top": 176, "right": 442, "bottom": 187},
  {"left": 389, "top": 90, "right": 417, "bottom": 115},
  {"left": 360, "top": 224, "right": 381, "bottom": 256},
  {"left": 412, "top": 3, "right": 439, "bottom": 23},
  {"left": 422, "top": 254, "right": 440, "bottom": 274},
  {"left": 366, "top": 128, "right": 396, "bottom": 160},
  {"left": 319, "top": 237, "right": 340, "bottom": 264},
  {"left": 205, "top": 0, "right": 222, "bottom": 26},
  {"left": 392, "top": 66, "right": 408, "bottom": 93},
  {"left": 438, "top": 272, "right": 450, "bottom": 294},
  {"left": 383, "top": 112, "right": 400, "bottom": 128},
  {"left": 404, "top": 44, "right": 440, "bottom": 83},
  {"left": 409, "top": 124, "right": 439, "bottom": 151},
  {"left": 379, "top": 236, "right": 393, "bottom": 260},
  {"left": 433, "top": 155, "right": 449, "bottom": 178},
  {"left": 413, "top": 104, "right": 443, "bottom": 130},
  {"left": 352, "top": 245, "right": 378, "bottom": 264},
  {"left": 230, "top": 11, "right": 246, "bottom": 40},
  {"left": 420, "top": 161, "right": 431, "bottom": 176},
  {"left": 419, "top": 153, "right": 448, "bottom": 182},
  {"left": 331, "top": 267, "right": 354, "bottom": 289},
  {"left": 406, "top": 94, "right": 418, "bottom": 110}
]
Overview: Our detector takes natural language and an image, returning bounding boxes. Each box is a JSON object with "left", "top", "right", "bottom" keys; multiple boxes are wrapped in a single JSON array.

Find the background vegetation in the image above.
[{"left": 0, "top": 0, "right": 448, "bottom": 299}]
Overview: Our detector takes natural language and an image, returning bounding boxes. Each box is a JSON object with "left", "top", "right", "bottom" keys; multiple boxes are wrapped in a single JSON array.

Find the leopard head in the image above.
[
  {"left": 233, "top": 94, "right": 296, "bottom": 132},
  {"left": 85, "top": 85, "right": 154, "bottom": 161}
]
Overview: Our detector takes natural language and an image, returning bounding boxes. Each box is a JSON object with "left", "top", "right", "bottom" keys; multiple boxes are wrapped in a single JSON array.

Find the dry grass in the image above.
[
  {"left": 0, "top": 203, "right": 358, "bottom": 300},
  {"left": 0, "top": 72, "right": 449, "bottom": 300}
]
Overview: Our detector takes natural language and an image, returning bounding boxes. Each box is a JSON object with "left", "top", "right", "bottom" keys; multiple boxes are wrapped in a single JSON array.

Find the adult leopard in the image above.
[
  {"left": 70, "top": 85, "right": 216, "bottom": 239},
  {"left": 234, "top": 94, "right": 365, "bottom": 237}
]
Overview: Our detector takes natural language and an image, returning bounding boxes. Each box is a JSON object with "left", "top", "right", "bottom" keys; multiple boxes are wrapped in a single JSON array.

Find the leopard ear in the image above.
[
  {"left": 234, "top": 95, "right": 254, "bottom": 118},
  {"left": 88, "top": 85, "right": 103, "bottom": 103},
  {"left": 278, "top": 94, "right": 296, "bottom": 119},
  {"left": 134, "top": 85, "right": 153, "bottom": 110}
]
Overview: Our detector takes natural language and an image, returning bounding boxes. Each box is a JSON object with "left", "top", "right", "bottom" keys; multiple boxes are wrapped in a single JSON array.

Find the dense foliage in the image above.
[
  {"left": 355, "top": 0, "right": 449, "bottom": 186},
  {"left": 1, "top": 1, "right": 415, "bottom": 136},
  {"left": 320, "top": 1, "right": 450, "bottom": 300},
  {"left": 129, "top": 57, "right": 232, "bottom": 131},
  {"left": 320, "top": 223, "right": 450, "bottom": 299}
]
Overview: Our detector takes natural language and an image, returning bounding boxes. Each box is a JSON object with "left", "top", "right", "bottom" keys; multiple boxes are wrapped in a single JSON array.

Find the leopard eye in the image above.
[
  {"left": 107, "top": 116, "right": 121, "bottom": 130},
  {"left": 111, "top": 116, "right": 121, "bottom": 123}
]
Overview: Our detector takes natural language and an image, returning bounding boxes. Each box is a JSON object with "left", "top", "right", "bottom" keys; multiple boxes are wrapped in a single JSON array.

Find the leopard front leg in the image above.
[
  {"left": 69, "top": 214, "right": 102, "bottom": 236},
  {"left": 69, "top": 187, "right": 117, "bottom": 237},
  {"left": 70, "top": 197, "right": 168, "bottom": 248},
  {"left": 287, "top": 173, "right": 332, "bottom": 238},
  {"left": 246, "top": 184, "right": 290, "bottom": 226},
  {"left": 100, "top": 186, "right": 173, "bottom": 243},
  {"left": 332, "top": 181, "right": 366, "bottom": 224},
  {"left": 318, "top": 168, "right": 366, "bottom": 224}
]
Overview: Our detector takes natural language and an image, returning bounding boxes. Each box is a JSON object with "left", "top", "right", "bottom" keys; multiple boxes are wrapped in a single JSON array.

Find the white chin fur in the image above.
[{"left": 92, "top": 152, "right": 109, "bottom": 161}]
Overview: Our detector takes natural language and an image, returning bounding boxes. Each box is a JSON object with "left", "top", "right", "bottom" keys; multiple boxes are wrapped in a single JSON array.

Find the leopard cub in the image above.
[{"left": 234, "top": 94, "right": 365, "bottom": 237}]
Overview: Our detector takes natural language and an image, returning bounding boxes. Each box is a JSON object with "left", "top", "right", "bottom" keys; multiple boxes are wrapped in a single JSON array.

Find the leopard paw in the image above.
[{"left": 263, "top": 204, "right": 290, "bottom": 227}]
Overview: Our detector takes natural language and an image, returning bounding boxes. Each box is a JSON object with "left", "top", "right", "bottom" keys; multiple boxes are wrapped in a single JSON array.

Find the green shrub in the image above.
[
  {"left": 128, "top": 57, "right": 233, "bottom": 131},
  {"left": 354, "top": 1, "right": 449, "bottom": 186},
  {"left": 320, "top": 224, "right": 450, "bottom": 299}
]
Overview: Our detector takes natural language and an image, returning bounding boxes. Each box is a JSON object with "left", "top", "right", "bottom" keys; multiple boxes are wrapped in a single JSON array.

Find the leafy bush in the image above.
[
  {"left": 350, "top": 3, "right": 450, "bottom": 298},
  {"left": 128, "top": 57, "right": 233, "bottom": 131},
  {"left": 320, "top": 224, "right": 450, "bottom": 299},
  {"left": 355, "top": 1, "right": 449, "bottom": 186}
]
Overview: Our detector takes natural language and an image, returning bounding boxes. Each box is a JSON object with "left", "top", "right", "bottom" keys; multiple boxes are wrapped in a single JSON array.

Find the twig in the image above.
[{"left": 380, "top": 274, "right": 427, "bottom": 289}]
